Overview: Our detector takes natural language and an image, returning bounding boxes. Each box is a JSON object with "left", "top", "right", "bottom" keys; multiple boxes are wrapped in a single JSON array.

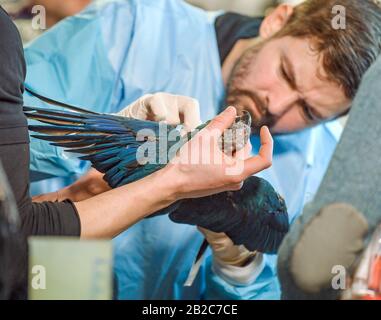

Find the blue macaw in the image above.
[{"left": 24, "top": 102, "right": 289, "bottom": 254}]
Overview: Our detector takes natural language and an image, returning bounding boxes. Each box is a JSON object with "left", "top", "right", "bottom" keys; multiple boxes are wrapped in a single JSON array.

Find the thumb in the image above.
[
  {"left": 205, "top": 106, "right": 237, "bottom": 137},
  {"left": 146, "top": 93, "right": 169, "bottom": 122}
]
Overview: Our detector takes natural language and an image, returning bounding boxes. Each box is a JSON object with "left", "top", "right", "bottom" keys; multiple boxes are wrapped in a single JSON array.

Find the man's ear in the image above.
[{"left": 259, "top": 4, "right": 294, "bottom": 39}]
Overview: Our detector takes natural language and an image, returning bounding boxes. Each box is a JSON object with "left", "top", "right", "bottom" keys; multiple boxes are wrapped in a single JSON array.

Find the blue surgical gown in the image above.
[{"left": 24, "top": 0, "right": 343, "bottom": 299}]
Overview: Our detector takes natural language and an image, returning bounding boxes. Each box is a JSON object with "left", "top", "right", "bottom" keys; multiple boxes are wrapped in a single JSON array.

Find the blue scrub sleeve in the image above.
[{"left": 204, "top": 254, "right": 281, "bottom": 300}]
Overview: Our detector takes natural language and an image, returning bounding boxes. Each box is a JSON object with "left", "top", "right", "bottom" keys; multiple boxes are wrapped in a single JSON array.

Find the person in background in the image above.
[
  {"left": 28, "top": 0, "right": 91, "bottom": 28},
  {"left": 3, "top": 0, "right": 91, "bottom": 42}
]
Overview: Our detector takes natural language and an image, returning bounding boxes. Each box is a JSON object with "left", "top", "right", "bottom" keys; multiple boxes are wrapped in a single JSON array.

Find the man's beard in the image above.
[{"left": 225, "top": 42, "right": 278, "bottom": 134}]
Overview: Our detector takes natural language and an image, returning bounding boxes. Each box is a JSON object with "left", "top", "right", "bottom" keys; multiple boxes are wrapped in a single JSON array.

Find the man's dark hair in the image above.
[{"left": 275, "top": 0, "right": 381, "bottom": 99}]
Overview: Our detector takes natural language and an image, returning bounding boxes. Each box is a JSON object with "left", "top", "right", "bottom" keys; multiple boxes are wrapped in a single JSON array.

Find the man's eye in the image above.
[
  {"left": 301, "top": 102, "right": 318, "bottom": 122},
  {"left": 281, "top": 64, "right": 291, "bottom": 83}
]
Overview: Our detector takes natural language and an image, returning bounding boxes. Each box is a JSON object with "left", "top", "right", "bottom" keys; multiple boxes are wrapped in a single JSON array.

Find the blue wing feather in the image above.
[{"left": 24, "top": 106, "right": 179, "bottom": 188}]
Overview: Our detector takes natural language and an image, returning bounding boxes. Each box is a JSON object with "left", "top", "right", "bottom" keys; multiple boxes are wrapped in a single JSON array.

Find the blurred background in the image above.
[
  {"left": 0, "top": 0, "right": 306, "bottom": 42},
  {"left": 186, "top": 0, "right": 304, "bottom": 15}
]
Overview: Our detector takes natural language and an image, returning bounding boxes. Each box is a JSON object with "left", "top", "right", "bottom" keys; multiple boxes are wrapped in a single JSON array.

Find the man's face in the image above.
[{"left": 226, "top": 36, "right": 351, "bottom": 134}]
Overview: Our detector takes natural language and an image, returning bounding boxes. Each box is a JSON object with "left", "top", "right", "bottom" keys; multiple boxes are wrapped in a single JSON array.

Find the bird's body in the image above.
[{"left": 25, "top": 103, "right": 289, "bottom": 253}]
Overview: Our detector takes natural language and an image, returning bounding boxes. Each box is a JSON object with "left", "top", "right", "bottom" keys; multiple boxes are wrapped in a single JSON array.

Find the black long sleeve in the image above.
[
  {"left": 0, "top": 7, "right": 81, "bottom": 237},
  {"left": 0, "top": 132, "right": 81, "bottom": 237}
]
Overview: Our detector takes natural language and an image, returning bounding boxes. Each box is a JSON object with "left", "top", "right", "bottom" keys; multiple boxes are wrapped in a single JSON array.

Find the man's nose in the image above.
[{"left": 266, "top": 89, "right": 299, "bottom": 117}]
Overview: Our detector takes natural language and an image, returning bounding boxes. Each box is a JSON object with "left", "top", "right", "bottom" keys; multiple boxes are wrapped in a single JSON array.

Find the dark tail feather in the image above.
[
  {"left": 26, "top": 113, "right": 87, "bottom": 126},
  {"left": 24, "top": 87, "right": 99, "bottom": 115},
  {"left": 29, "top": 134, "right": 107, "bottom": 143},
  {"left": 28, "top": 125, "right": 113, "bottom": 135},
  {"left": 63, "top": 141, "right": 130, "bottom": 154},
  {"left": 23, "top": 106, "right": 88, "bottom": 119}
]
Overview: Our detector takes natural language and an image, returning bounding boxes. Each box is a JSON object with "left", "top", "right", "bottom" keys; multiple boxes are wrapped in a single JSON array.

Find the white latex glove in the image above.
[
  {"left": 199, "top": 224, "right": 265, "bottom": 285},
  {"left": 117, "top": 93, "right": 202, "bottom": 132},
  {"left": 199, "top": 227, "right": 257, "bottom": 266}
]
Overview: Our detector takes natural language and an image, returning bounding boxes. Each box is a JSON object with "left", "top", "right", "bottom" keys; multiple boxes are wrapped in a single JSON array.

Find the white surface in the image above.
[
  {"left": 186, "top": 0, "right": 275, "bottom": 16},
  {"left": 186, "top": 0, "right": 307, "bottom": 15}
]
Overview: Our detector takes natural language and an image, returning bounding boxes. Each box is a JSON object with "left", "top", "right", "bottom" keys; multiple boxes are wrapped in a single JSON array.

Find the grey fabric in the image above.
[
  {"left": 289, "top": 203, "right": 368, "bottom": 293},
  {"left": 278, "top": 56, "right": 381, "bottom": 300}
]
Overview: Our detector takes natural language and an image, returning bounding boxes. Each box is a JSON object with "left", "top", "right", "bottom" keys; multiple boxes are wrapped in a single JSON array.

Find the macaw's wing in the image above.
[
  {"left": 24, "top": 105, "right": 180, "bottom": 188},
  {"left": 170, "top": 176, "right": 290, "bottom": 254}
]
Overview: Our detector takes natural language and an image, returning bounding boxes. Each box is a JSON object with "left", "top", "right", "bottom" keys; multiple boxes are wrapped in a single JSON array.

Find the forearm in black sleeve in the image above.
[
  {"left": 0, "top": 137, "right": 81, "bottom": 237},
  {"left": 21, "top": 200, "right": 81, "bottom": 237}
]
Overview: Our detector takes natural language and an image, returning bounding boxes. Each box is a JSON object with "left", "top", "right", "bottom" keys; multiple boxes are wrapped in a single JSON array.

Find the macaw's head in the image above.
[
  {"left": 170, "top": 176, "right": 289, "bottom": 254},
  {"left": 225, "top": 0, "right": 381, "bottom": 134}
]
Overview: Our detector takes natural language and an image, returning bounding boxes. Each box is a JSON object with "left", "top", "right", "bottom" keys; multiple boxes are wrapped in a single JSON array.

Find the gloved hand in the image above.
[
  {"left": 199, "top": 227, "right": 265, "bottom": 285},
  {"left": 117, "top": 92, "right": 202, "bottom": 132},
  {"left": 199, "top": 227, "right": 256, "bottom": 266}
]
